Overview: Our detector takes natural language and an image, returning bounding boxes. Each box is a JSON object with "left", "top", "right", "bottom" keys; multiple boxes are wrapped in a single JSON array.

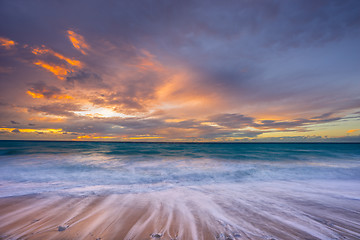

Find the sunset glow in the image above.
[
  {"left": 1, "top": 3, "right": 360, "bottom": 240},
  {"left": 0, "top": 1, "right": 359, "bottom": 142}
]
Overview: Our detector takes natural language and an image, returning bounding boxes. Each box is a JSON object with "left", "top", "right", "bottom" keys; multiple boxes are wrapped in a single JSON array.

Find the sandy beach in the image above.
[{"left": 1, "top": 181, "right": 359, "bottom": 240}]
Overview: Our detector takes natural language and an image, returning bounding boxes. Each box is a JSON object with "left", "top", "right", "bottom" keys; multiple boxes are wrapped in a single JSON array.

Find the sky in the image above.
[{"left": 0, "top": 0, "right": 360, "bottom": 142}]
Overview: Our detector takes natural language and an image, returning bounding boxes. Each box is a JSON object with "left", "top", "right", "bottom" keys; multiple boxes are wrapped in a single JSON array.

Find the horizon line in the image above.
[{"left": 0, "top": 140, "right": 359, "bottom": 144}]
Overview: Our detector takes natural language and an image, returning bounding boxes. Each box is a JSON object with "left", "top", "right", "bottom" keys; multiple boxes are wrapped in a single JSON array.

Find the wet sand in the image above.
[{"left": 0, "top": 181, "right": 360, "bottom": 240}]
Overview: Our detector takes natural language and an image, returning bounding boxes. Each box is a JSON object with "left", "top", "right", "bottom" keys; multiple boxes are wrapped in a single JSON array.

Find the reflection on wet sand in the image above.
[{"left": 1, "top": 181, "right": 359, "bottom": 240}]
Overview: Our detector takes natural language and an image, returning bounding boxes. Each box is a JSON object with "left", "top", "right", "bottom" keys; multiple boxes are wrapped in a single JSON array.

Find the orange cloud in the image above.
[
  {"left": 0, "top": 128, "right": 64, "bottom": 134},
  {"left": 26, "top": 90, "right": 73, "bottom": 100},
  {"left": 347, "top": 129, "right": 359, "bottom": 133},
  {"left": 67, "top": 30, "right": 89, "bottom": 55},
  {"left": 31, "top": 46, "right": 83, "bottom": 80},
  {"left": 164, "top": 118, "right": 187, "bottom": 123},
  {"left": 52, "top": 95, "right": 73, "bottom": 100},
  {"left": 26, "top": 90, "right": 44, "bottom": 99},
  {"left": 135, "top": 50, "right": 165, "bottom": 72},
  {"left": 0, "top": 37, "right": 16, "bottom": 49},
  {"left": 74, "top": 135, "right": 117, "bottom": 140},
  {"left": 33, "top": 60, "right": 71, "bottom": 80},
  {"left": 29, "top": 117, "right": 65, "bottom": 122},
  {"left": 32, "top": 47, "right": 82, "bottom": 67},
  {"left": 123, "top": 134, "right": 164, "bottom": 140},
  {"left": 126, "top": 136, "right": 164, "bottom": 140},
  {"left": 76, "top": 135, "right": 91, "bottom": 139}
]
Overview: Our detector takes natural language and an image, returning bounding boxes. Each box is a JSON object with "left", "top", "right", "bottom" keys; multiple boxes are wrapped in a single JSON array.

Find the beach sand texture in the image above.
[{"left": 1, "top": 181, "right": 359, "bottom": 240}]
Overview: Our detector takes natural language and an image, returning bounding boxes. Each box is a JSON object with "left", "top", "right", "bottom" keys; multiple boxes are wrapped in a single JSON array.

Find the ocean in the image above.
[
  {"left": 0, "top": 141, "right": 359, "bottom": 239},
  {"left": 0, "top": 141, "right": 359, "bottom": 197}
]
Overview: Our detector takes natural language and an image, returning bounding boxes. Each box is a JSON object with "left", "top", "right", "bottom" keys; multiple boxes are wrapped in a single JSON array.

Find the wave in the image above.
[
  {"left": 1, "top": 181, "right": 359, "bottom": 239},
  {"left": 1, "top": 152, "right": 360, "bottom": 197}
]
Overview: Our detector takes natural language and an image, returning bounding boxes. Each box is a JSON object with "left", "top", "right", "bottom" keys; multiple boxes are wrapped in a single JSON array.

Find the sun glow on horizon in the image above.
[{"left": 72, "top": 105, "right": 134, "bottom": 118}]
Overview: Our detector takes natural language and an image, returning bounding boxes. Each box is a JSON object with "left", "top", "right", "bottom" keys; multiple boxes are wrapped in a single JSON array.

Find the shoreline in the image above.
[{"left": 1, "top": 181, "right": 359, "bottom": 240}]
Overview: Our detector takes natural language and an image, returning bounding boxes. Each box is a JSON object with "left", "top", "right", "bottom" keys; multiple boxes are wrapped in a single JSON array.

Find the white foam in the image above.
[{"left": 1, "top": 180, "right": 359, "bottom": 239}]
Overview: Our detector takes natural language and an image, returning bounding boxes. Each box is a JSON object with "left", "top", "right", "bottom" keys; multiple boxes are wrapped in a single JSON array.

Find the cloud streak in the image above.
[
  {"left": 26, "top": 82, "right": 73, "bottom": 99},
  {"left": 0, "top": 37, "right": 16, "bottom": 49},
  {"left": 67, "top": 30, "right": 89, "bottom": 55}
]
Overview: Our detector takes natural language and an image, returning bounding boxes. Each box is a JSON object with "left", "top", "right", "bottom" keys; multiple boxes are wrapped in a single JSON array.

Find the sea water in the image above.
[
  {"left": 0, "top": 141, "right": 359, "bottom": 197},
  {"left": 1, "top": 141, "right": 360, "bottom": 239}
]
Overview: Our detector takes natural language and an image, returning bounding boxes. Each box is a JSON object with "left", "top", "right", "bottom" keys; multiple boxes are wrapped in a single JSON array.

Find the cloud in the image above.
[
  {"left": 67, "top": 30, "right": 89, "bottom": 55},
  {"left": 29, "top": 103, "right": 83, "bottom": 117},
  {"left": 252, "top": 114, "right": 342, "bottom": 130},
  {"left": 30, "top": 45, "right": 84, "bottom": 80},
  {"left": 0, "top": 38, "right": 84, "bottom": 81},
  {"left": 252, "top": 135, "right": 360, "bottom": 143},
  {"left": 0, "top": 0, "right": 359, "bottom": 141},
  {"left": 62, "top": 121, "right": 112, "bottom": 134},
  {"left": 85, "top": 49, "right": 175, "bottom": 113},
  {"left": 32, "top": 47, "right": 82, "bottom": 67},
  {"left": 66, "top": 71, "right": 103, "bottom": 86},
  {"left": 10, "top": 120, "right": 19, "bottom": 124},
  {"left": 209, "top": 114, "right": 255, "bottom": 129},
  {"left": 27, "top": 82, "right": 72, "bottom": 99},
  {"left": 1, "top": 127, "right": 64, "bottom": 134},
  {"left": 74, "top": 135, "right": 116, "bottom": 140},
  {"left": 347, "top": 129, "right": 360, "bottom": 133},
  {"left": 203, "top": 112, "right": 343, "bottom": 133},
  {"left": 33, "top": 60, "right": 71, "bottom": 80},
  {"left": 198, "top": 130, "right": 262, "bottom": 140},
  {"left": 0, "top": 37, "right": 16, "bottom": 49}
]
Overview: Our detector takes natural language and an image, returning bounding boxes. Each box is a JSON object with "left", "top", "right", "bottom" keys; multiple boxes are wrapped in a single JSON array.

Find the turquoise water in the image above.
[{"left": 0, "top": 141, "right": 359, "bottom": 197}]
